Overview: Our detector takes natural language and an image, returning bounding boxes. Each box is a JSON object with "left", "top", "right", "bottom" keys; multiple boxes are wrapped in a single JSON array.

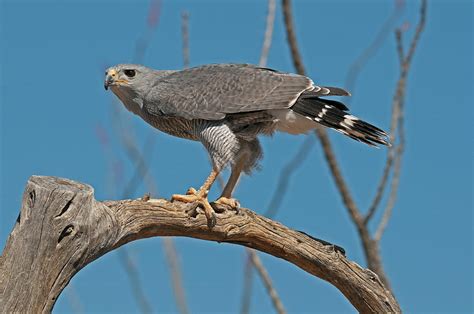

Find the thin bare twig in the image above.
[
  {"left": 264, "top": 135, "right": 314, "bottom": 217},
  {"left": 259, "top": 0, "right": 276, "bottom": 67},
  {"left": 404, "top": 0, "right": 427, "bottom": 67},
  {"left": 364, "top": 149, "right": 395, "bottom": 223},
  {"left": 370, "top": 0, "right": 427, "bottom": 230},
  {"left": 181, "top": 11, "right": 190, "bottom": 69},
  {"left": 133, "top": 0, "right": 162, "bottom": 62},
  {"left": 374, "top": 2, "right": 426, "bottom": 239},
  {"left": 240, "top": 257, "right": 254, "bottom": 314},
  {"left": 163, "top": 239, "right": 189, "bottom": 314},
  {"left": 249, "top": 252, "right": 286, "bottom": 314},
  {"left": 118, "top": 249, "right": 153, "bottom": 314},
  {"left": 375, "top": 138, "right": 404, "bottom": 241},
  {"left": 121, "top": 132, "right": 158, "bottom": 198},
  {"left": 345, "top": 0, "right": 405, "bottom": 104},
  {"left": 395, "top": 28, "right": 405, "bottom": 65}
]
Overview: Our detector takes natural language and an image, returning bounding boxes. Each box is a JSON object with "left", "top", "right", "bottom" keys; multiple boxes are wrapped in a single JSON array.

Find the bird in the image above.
[{"left": 104, "top": 63, "right": 389, "bottom": 227}]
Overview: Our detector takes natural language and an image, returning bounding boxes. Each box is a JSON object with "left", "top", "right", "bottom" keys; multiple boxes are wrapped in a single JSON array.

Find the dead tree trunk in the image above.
[{"left": 0, "top": 176, "right": 400, "bottom": 313}]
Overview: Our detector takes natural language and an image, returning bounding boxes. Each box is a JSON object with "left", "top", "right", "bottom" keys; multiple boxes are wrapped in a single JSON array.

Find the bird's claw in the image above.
[
  {"left": 212, "top": 197, "right": 241, "bottom": 214},
  {"left": 186, "top": 187, "right": 198, "bottom": 195},
  {"left": 172, "top": 188, "right": 216, "bottom": 228}
]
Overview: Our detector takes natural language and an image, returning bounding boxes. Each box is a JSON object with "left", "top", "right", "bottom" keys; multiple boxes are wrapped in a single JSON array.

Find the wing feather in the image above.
[{"left": 143, "top": 64, "right": 313, "bottom": 120}]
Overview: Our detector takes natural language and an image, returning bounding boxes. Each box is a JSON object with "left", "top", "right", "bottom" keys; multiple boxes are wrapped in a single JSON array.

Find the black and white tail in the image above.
[{"left": 292, "top": 88, "right": 390, "bottom": 147}]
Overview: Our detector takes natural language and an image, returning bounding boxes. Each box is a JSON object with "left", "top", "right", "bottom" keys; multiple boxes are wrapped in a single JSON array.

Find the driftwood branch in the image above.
[{"left": 0, "top": 176, "right": 399, "bottom": 313}]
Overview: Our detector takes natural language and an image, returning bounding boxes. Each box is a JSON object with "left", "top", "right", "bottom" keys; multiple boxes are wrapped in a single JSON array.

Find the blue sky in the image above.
[{"left": 1, "top": 0, "right": 472, "bottom": 313}]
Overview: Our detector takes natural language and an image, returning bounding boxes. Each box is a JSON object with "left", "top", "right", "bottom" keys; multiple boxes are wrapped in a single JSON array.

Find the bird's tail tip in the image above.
[{"left": 338, "top": 114, "right": 391, "bottom": 147}]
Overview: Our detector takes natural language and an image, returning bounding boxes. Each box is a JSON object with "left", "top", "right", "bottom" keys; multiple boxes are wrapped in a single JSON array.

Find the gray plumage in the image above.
[{"left": 105, "top": 63, "right": 389, "bottom": 175}]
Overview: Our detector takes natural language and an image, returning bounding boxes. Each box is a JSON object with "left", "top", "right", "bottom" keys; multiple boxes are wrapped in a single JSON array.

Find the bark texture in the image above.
[{"left": 0, "top": 176, "right": 400, "bottom": 312}]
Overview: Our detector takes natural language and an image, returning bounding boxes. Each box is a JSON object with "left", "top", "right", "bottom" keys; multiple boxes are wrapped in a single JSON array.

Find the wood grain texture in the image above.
[{"left": 0, "top": 176, "right": 400, "bottom": 313}]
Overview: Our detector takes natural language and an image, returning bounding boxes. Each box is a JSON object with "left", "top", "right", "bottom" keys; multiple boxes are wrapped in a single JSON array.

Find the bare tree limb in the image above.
[
  {"left": 281, "top": 0, "right": 306, "bottom": 76},
  {"left": 0, "top": 176, "right": 400, "bottom": 313}
]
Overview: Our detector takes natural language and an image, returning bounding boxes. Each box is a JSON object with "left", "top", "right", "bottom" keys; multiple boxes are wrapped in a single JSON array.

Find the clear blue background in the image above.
[{"left": 1, "top": 0, "right": 472, "bottom": 313}]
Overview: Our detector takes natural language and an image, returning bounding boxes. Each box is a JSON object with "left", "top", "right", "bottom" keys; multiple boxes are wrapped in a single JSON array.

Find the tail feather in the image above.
[
  {"left": 292, "top": 97, "right": 390, "bottom": 147},
  {"left": 305, "top": 85, "right": 351, "bottom": 97}
]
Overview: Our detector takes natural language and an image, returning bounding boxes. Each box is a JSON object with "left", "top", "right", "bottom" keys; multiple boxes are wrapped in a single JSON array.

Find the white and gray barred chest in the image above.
[
  {"left": 139, "top": 108, "right": 277, "bottom": 172},
  {"left": 140, "top": 109, "right": 277, "bottom": 141}
]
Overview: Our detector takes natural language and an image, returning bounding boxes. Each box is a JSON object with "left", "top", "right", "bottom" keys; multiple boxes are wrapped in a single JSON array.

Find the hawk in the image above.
[{"left": 105, "top": 63, "right": 389, "bottom": 227}]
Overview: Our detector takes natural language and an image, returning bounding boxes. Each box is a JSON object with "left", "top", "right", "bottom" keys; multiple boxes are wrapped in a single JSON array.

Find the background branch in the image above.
[
  {"left": 344, "top": 0, "right": 405, "bottom": 105},
  {"left": 117, "top": 249, "right": 153, "bottom": 314},
  {"left": 102, "top": 2, "right": 189, "bottom": 313},
  {"left": 281, "top": 0, "right": 427, "bottom": 291},
  {"left": 248, "top": 249, "right": 286, "bottom": 314},
  {"left": 181, "top": 11, "right": 190, "bottom": 69},
  {"left": 259, "top": 0, "right": 276, "bottom": 67}
]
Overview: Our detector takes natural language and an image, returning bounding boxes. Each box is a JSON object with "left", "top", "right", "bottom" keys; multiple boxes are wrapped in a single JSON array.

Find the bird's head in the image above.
[
  {"left": 104, "top": 64, "right": 157, "bottom": 114},
  {"left": 104, "top": 64, "right": 153, "bottom": 92}
]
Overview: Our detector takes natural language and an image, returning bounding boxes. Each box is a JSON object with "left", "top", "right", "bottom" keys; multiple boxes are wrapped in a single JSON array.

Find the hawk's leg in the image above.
[
  {"left": 214, "top": 154, "right": 246, "bottom": 211},
  {"left": 172, "top": 169, "right": 219, "bottom": 228}
]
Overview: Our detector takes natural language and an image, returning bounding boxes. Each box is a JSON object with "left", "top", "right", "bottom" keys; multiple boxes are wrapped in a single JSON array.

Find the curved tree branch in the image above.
[{"left": 0, "top": 176, "right": 399, "bottom": 313}]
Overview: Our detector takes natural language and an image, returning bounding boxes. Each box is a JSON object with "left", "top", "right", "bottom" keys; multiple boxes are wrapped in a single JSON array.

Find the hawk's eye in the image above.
[{"left": 124, "top": 69, "right": 136, "bottom": 78}]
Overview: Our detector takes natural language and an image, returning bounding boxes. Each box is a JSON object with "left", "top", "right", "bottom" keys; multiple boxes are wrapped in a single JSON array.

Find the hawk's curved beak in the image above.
[
  {"left": 104, "top": 69, "right": 129, "bottom": 90},
  {"left": 104, "top": 69, "right": 117, "bottom": 90},
  {"left": 104, "top": 78, "right": 111, "bottom": 90}
]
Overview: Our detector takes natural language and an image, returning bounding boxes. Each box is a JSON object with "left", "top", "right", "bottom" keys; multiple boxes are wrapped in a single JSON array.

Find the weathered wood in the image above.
[{"left": 0, "top": 176, "right": 400, "bottom": 313}]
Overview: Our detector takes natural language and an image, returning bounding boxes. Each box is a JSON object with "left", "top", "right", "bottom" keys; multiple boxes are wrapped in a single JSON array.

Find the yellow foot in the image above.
[
  {"left": 172, "top": 188, "right": 216, "bottom": 228},
  {"left": 213, "top": 197, "right": 241, "bottom": 213}
]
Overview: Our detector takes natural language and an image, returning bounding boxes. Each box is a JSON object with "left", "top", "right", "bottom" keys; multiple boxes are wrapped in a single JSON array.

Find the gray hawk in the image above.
[{"left": 104, "top": 63, "right": 389, "bottom": 227}]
